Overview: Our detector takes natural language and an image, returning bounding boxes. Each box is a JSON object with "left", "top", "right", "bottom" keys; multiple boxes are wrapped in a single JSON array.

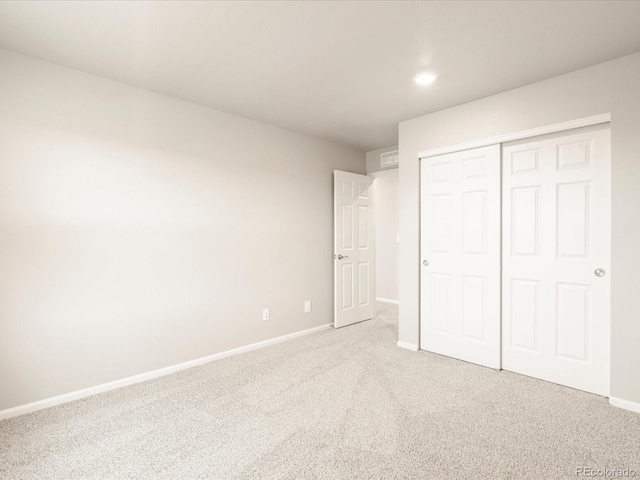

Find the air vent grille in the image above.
[{"left": 380, "top": 150, "right": 399, "bottom": 167}]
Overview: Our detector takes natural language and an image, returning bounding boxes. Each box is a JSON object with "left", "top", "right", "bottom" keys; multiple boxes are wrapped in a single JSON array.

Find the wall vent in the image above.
[{"left": 380, "top": 150, "right": 399, "bottom": 167}]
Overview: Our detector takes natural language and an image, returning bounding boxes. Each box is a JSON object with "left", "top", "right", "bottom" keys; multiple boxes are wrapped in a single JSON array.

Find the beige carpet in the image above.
[{"left": 1, "top": 303, "right": 639, "bottom": 479}]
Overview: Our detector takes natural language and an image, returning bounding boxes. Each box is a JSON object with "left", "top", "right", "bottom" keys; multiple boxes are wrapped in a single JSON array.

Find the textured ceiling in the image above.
[{"left": 1, "top": 1, "right": 639, "bottom": 151}]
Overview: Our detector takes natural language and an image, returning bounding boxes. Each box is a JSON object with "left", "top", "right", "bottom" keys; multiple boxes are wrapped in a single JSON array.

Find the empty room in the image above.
[{"left": 1, "top": 1, "right": 640, "bottom": 479}]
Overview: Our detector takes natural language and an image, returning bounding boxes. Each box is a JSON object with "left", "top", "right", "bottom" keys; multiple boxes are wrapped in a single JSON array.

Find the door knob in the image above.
[
  {"left": 423, "top": 260, "right": 429, "bottom": 266},
  {"left": 336, "top": 254, "right": 349, "bottom": 260},
  {"left": 595, "top": 268, "right": 606, "bottom": 277}
]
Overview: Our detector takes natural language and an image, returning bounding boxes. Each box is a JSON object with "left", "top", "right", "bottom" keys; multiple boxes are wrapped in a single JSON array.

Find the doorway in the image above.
[{"left": 371, "top": 169, "right": 399, "bottom": 306}]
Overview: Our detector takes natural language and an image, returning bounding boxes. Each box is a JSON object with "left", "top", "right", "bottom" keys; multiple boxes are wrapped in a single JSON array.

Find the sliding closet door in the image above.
[
  {"left": 502, "top": 124, "right": 611, "bottom": 396},
  {"left": 420, "top": 145, "right": 501, "bottom": 369}
]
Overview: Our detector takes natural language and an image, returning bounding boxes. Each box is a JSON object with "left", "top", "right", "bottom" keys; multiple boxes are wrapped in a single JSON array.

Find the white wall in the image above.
[
  {"left": 0, "top": 50, "right": 365, "bottom": 411},
  {"left": 399, "top": 52, "right": 640, "bottom": 405},
  {"left": 373, "top": 172, "right": 399, "bottom": 303}
]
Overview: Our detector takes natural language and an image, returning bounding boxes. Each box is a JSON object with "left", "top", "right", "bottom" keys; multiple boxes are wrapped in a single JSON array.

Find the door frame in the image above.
[
  {"left": 417, "top": 113, "right": 610, "bottom": 160},
  {"left": 417, "top": 113, "right": 612, "bottom": 369}
]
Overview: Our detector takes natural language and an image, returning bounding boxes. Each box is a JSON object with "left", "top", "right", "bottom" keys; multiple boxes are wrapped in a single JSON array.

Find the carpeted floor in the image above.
[{"left": 1, "top": 303, "right": 639, "bottom": 479}]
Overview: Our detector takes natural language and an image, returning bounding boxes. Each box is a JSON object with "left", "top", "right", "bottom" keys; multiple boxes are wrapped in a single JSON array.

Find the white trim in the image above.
[
  {"left": 377, "top": 297, "right": 399, "bottom": 305},
  {"left": 369, "top": 168, "right": 398, "bottom": 178},
  {"left": 418, "top": 113, "right": 611, "bottom": 159},
  {"left": 397, "top": 341, "right": 419, "bottom": 352},
  {"left": 609, "top": 396, "right": 640, "bottom": 414},
  {"left": 0, "top": 323, "right": 332, "bottom": 421}
]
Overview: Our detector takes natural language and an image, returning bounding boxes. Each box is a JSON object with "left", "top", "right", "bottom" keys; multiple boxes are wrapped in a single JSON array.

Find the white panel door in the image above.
[
  {"left": 502, "top": 124, "right": 611, "bottom": 396},
  {"left": 420, "top": 145, "right": 501, "bottom": 369},
  {"left": 334, "top": 171, "right": 374, "bottom": 328}
]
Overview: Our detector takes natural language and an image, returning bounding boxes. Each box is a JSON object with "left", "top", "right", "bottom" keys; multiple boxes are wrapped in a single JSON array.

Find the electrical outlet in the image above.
[
  {"left": 262, "top": 308, "right": 270, "bottom": 321},
  {"left": 304, "top": 300, "right": 312, "bottom": 313}
]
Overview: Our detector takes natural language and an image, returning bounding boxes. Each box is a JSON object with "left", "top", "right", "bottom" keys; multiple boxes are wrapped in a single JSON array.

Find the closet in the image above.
[{"left": 420, "top": 123, "right": 611, "bottom": 396}]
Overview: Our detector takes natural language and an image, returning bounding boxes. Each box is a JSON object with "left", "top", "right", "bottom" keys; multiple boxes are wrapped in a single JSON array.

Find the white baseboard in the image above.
[
  {"left": 397, "top": 340, "right": 419, "bottom": 352},
  {"left": 377, "top": 297, "right": 399, "bottom": 305},
  {"left": 0, "top": 323, "right": 332, "bottom": 421},
  {"left": 609, "top": 396, "right": 640, "bottom": 414}
]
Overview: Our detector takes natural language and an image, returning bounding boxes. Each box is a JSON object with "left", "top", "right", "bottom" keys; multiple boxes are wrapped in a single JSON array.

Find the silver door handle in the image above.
[
  {"left": 335, "top": 254, "right": 349, "bottom": 260},
  {"left": 423, "top": 260, "right": 429, "bottom": 266},
  {"left": 595, "top": 268, "right": 606, "bottom": 277}
]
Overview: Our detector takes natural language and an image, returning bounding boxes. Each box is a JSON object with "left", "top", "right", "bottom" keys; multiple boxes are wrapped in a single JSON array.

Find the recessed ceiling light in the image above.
[{"left": 414, "top": 72, "right": 437, "bottom": 86}]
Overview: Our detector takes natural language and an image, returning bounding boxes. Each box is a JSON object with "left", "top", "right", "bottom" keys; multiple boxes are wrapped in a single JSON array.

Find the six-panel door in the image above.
[
  {"left": 420, "top": 145, "right": 501, "bottom": 369},
  {"left": 334, "top": 170, "right": 374, "bottom": 328},
  {"left": 501, "top": 124, "right": 611, "bottom": 396}
]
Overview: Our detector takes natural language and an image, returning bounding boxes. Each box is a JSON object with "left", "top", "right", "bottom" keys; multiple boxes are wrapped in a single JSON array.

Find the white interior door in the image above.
[
  {"left": 334, "top": 170, "right": 374, "bottom": 328},
  {"left": 502, "top": 124, "right": 611, "bottom": 396},
  {"left": 420, "top": 145, "right": 501, "bottom": 369}
]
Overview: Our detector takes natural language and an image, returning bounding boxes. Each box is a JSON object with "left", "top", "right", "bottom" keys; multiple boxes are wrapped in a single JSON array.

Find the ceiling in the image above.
[{"left": 1, "top": 1, "right": 640, "bottom": 151}]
